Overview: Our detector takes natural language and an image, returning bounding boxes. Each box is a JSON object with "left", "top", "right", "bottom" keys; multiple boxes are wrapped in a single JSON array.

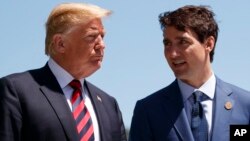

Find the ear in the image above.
[
  {"left": 205, "top": 36, "right": 215, "bottom": 52},
  {"left": 52, "top": 34, "right": 66, "bottom": 53}
]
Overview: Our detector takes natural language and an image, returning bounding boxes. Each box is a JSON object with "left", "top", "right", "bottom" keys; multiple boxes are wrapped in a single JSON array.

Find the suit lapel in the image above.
[
  {"left": 174, "top": 109, "right": 194, "bottom": 141},
  {"left": 211, "top": 77, "right": 233, "bottom": 140},
  {"left": 162, "top": 80, "right": 194, "bottom": 141},
  {"left": 38, "top": 64, "right": 78, "bottom": 141}
]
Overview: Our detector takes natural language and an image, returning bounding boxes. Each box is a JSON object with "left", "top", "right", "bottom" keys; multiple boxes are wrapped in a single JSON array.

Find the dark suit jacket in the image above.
[
  {"left": 0, "top": 64, "right": 127, "bottom": 141},
  {"left": 129, "top": 77, "right": 250, "bottom": 141}
]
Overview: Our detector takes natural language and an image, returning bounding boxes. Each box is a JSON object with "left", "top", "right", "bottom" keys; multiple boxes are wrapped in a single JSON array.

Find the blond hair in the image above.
[{"left": 45, "top": 3, "right": 112, "bottom": 55}]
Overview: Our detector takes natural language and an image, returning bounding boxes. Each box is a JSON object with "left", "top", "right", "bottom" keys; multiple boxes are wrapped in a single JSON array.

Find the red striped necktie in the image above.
[{"left": 69, "top": 80, "right": 94, "bottom": 141}]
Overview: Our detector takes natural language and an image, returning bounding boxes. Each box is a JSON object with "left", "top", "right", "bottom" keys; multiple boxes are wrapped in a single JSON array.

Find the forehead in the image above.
[
  {"left": 84, "top": 18, "right": 104, "bottom": 31},
  {"left": 67, "top": 18, "right": 105, "bottom": 34},
  {"left": 163, "top": 26, "right": 198, "bottom": 40}
]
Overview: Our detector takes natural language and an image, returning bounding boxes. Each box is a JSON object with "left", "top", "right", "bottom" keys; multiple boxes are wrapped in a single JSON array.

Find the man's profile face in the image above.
[{"left": 60, "top": 18, "right": 106, "bottom": 78}]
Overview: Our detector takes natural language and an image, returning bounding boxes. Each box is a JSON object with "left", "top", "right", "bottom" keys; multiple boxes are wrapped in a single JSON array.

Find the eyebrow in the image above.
[
  {"left": 87, "top": 26, "right": 105, "bottom": 33},
  {"left": 163, "top": 36, "right": 188, "bottom": 40},
  {"left": 176, "top": 36, "right": 189, "bottom": 40}
]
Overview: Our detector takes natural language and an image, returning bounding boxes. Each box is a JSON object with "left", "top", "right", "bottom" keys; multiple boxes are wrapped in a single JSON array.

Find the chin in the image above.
[
  {"left": 91, "top": 65, "right": 101, "bottom": 73},
  {"left": 78, "top": 64, "right": 101, "bottom": 78},
  {"left": 84, "top": 69, "right": 99, "bottom": 78},
  {"left": 96, "top": 61, "right": 103, "bottom": 68},
  {"left": 174, "top": 72, "right": 186, "bottom": 80}
]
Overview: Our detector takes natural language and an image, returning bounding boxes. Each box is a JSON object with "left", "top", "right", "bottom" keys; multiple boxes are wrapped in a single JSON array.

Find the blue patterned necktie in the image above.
[{"left": 191, "top": 91, "right": 208, "bottom": 141}]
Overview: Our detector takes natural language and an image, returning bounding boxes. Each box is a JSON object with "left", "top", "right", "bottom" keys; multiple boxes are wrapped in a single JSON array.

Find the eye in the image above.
[
  {"left": 163, "top": 39, "right": 172, "bottom": 47},
  {"left": 84, "top": 34, "right": 98, "bottom": 41},
  {"left": 179, "top": 39, "right": 190, "bottom": 46}
]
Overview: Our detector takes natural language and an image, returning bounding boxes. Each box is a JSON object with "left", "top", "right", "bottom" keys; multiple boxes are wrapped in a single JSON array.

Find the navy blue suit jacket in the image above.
[
  {"left": 129, "top": 77, "right": 250, "bottom": 141},
  {"left": 0, "top": 64, "right": 127, "bottom": 141}
]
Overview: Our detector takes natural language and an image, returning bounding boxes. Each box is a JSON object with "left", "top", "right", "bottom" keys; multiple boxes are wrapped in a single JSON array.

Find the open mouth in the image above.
[{"left": 173, "top": 60, "right": 186, "bottom": 67}]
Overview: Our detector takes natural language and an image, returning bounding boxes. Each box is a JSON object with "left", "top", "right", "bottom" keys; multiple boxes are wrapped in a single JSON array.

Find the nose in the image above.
[
  {"left": 94, "top": 36, "right": 105, "bottom": 55},
  {"left": 95, "top": 35, "right": 105, "bottom": 49},
  {"left": 165, "top": 46, "right": 180, "bottom": 59}
]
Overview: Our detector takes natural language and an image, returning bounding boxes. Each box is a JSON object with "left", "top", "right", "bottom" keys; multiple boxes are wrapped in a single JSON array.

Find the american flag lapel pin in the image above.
[{"left": 97, "top": 95, "right": 102, "bottom": 102}]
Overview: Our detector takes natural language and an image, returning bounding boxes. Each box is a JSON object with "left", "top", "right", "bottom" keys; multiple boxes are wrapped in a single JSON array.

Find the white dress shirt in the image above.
[
  {"left": 178, "top": 73, "right": 216, "bottom": 140},
  {"left": 48, "top": 58, "right": 100, "bottom": 141}
]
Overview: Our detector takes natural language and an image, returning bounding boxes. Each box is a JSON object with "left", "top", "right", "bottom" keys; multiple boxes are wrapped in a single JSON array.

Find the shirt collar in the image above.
[
  {"left": 48, "top": 58, "right": 84, "bottom": 89},
  {"left": 178, "top": 73, "right": 216, "bottom": 102}
]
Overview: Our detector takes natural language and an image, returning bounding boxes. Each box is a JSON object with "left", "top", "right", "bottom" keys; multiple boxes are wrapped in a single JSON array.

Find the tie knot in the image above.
[
  {"left": 193, "top": 91, "right": 205, "bottom": 102},
  {"left": 69, "top": 80, "right": 81, "bottom": 90}
]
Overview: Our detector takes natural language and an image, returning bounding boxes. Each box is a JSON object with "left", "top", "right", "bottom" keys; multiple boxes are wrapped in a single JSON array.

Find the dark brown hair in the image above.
[{"left": 159, "top": 5, "right": 219, "bottom": 62}]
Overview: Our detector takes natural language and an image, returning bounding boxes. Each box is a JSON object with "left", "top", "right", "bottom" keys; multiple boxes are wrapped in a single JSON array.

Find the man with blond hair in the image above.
[{"left": 0, "top": 3, "right": 127, "bottom": 141}]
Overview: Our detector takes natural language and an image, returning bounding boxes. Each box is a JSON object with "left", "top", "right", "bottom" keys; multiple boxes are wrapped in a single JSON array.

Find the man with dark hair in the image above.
[{"left": 129, "top": 5, "right": 250, "bottom": 141}]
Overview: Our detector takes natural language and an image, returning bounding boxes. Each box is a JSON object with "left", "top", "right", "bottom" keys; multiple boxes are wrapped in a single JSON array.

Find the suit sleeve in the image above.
[
  {"left": 0, "top": 77, "right": 22, "bottom": 141},
  {"left": 129, "top": 100, "right": 152, "bottom": 141}
]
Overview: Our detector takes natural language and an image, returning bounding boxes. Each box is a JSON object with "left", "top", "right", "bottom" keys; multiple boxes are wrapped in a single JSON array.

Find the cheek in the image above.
[
  {"left": 194, "top": 48, "right": 206, "bottom": 59},
  {"left": 164, "top": 52, "right": 172, "bottom": 64},
  {"left": 164, "top": 53, "right": 169, "bottom": 61},
  {"left": 79, "top": 44, "right": 92, "bottom": 54},
  {"left": 164, "top": 49, "right": 172, "bottom": 61},
  {"left": 164, "top": 48, "right": 168, "bottom": 57}
]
